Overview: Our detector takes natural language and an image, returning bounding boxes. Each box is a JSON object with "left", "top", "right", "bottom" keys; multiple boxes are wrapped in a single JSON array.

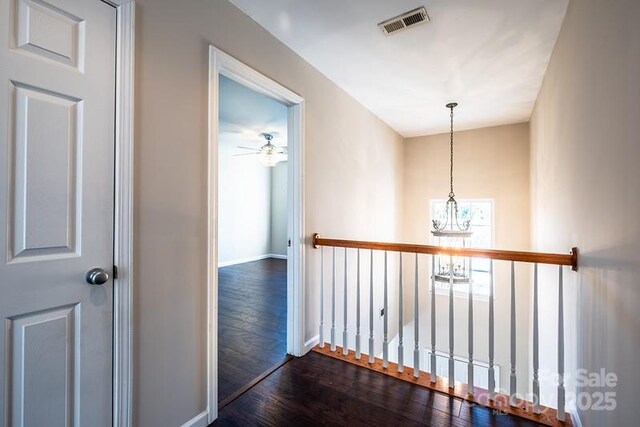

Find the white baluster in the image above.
[
  {"left": 343, "top": 248, "right": 348, "bottom": 355},
  {"left": 533, "top": 263, "right": 540, "bottom": 414},
  {"left": 468, "top": 258, "right": 474, "bottom": 394},
  {"left": 414, "top": 253, "right": 420, "bottom": 378},
  {"left": 383, "top": 251, "right": 389, "bottom": 368},
  {"left": 430, "top": 255, "right": 437, "bottom": 383},
  {"left": 558, "top": 266, "right": 566, "bottom": 421},
  {"left": 368, "top": 250, "right": 374, "bottom": 364},
  {"left": 448, "top": 255, "right": 454, "bottom": 388},
  {"left": 331, "top": 247, "right": 336, "bottom": 352},
  {"left": 510, "top": 261, "right": 517, "bottom": 406},
  {"left": 356, "top": 249, "right": 361, "bottom": 359},
  {"left": 488, "top": 260, "right": 495, "bottom": 400},
  {"left": 398, "top": 253, "right": 404, "bottom": 373},
  {"left": 319, "top": 247, "right": 325, "bottom": 348}
]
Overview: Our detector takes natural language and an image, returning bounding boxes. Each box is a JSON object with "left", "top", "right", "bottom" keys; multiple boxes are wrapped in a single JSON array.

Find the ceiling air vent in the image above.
[{"left": 378, "top": 6, "right": 430, "bottom": 36}]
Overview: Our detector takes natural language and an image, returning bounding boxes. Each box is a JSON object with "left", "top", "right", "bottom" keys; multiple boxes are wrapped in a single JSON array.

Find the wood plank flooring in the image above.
[
  {"left": 218, "top": 258, "right": 288, "bottom": 404},
  {"left": 314, "top": 345, "right": 567, "bottom": 427},
  {"left": 212, "top": 351, "right": 546, "bottom": 427}
]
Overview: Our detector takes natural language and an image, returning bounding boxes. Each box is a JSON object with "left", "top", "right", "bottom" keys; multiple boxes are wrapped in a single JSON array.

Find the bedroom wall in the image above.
[
  {"left": 217, "top": 133, "right": 272, "bottom": 265},
  {"left": 270, "top": 162, "right": 288, "bottom": 257}
]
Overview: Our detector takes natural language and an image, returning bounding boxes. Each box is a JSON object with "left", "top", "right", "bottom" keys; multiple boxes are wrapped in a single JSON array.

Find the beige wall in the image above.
[
  {"left": 270, "top": 162, "right": 288, "bottom": 256},
  {"left": 403, "top": 123, "right": 530, "bottom": 250},
  {"left": 133, "top": 0, "right": 404, "bottom": 425},
  {"left": 218, "top": 134, "right": 272, "bottom": 264},
  {"left": 530, "top": 0, "right": 640, "bottom": 423},
  {"left": 403, "top": 123, "right": 531, "bottom": 394}
]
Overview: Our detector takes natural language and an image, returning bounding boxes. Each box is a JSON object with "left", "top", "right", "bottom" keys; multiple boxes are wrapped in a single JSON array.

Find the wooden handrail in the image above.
[{"left": 312, "top": 234, "right": 578, "bottom": 271}]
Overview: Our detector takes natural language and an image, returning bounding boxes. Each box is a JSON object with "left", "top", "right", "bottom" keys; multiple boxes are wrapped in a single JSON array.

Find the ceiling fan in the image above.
[{"left": 234, "top": 132, "right": 287, "bottom": 167}]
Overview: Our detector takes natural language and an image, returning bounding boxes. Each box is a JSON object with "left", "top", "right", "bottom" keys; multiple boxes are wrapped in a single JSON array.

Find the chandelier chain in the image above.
[{"left": 449, "top": 105, "right": 454, "bottom": 198}]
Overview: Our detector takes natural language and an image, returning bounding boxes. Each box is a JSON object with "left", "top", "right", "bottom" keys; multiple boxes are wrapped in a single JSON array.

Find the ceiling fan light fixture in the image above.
[
  {"left": 235, "top": 132, "right": 287, "bottom": 167},
  {"left": 260, "top": 151, "right": 278, "bottom": 167}
]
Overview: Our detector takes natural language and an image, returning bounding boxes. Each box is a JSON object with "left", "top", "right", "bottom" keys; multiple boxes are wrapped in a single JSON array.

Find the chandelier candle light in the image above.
[{"left": 431, "top": 103, "right": 472, "bottom": 285}]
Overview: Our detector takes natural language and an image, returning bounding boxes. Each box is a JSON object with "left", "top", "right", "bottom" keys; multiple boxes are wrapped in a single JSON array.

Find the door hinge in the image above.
[
  {"left": 287, "top": 238, "right": 292, "bottom": 247},
  {"left": 113, "top": 265, "right": 119, "bottom": 280}
]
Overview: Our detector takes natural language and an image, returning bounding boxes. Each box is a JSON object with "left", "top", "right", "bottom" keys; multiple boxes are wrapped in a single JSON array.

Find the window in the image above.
[{"left": 430, "top": 199, "right": 493, "bottom": 298}]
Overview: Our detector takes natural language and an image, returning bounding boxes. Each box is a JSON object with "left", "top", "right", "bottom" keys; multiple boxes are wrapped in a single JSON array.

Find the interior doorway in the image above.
[
  {"left": 207, "top": 46, "right": 305, "bottom": 422},
  {"left": 217, "top": 75, "right": 289, "bottom": 404}
]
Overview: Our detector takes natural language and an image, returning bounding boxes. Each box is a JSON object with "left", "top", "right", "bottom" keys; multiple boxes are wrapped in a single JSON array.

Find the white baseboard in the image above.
[
  {"left": 180, "top": 410, "right": 208, "bottom": 427},
  {"left": 569, "top": 410, "right": 582, "bottom": 427},
  {"left": 218, "top": 253, "right": 287, "bottom": 267},
  {"left": 304, "top": 335, "right": 319, "bottom": 354}
]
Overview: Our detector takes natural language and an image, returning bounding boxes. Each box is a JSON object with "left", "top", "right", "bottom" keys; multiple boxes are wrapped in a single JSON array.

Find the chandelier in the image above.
[{"left": 431, "top": 102, "right": 472, "bottom": 285}]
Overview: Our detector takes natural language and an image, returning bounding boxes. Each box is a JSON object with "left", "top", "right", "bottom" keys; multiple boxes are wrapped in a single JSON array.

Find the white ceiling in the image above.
[
  {"left": 219, "top": 75, "right": 288, "bottom": 146},
  {"left": 228, "top": 0, "right": 568, "bottom": 137}
]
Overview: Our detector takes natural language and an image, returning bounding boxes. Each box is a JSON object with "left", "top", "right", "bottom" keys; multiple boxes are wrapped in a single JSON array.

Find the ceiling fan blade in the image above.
[
  {"left": 236, "top": 146, "right": 261, "bottom": 151},
  {"left": 270, "top": 147, "right": 287, "bottom": 155},
  {"left": 233, "top": 153, "right": 260, "bottom": 157}
]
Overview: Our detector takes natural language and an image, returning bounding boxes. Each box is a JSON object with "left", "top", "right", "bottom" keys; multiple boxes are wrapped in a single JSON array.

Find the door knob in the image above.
[{"left": 85, "top": 268, "right": 109, "bottom": 285}]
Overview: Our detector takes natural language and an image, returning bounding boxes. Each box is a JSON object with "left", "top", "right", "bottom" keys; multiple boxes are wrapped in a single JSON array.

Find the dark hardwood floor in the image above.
[
  {"left": 212, "top": 351, "right": 545, "bottom": 427},
  {"left": 218, "top": 258, "right": 288, "bottom": 404}
]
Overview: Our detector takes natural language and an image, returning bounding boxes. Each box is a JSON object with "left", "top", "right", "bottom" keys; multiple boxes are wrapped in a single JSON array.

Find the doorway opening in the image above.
[
  {"left": 217, "top": 75, "right": 289, "bottom": 404},
  {"left": 207, "top": 46, "right": 305, "bottom": 422}
]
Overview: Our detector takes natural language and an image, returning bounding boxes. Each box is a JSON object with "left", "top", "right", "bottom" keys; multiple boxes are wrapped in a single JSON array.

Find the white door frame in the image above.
[
  {"left": 104, "top": 1, "right": 135, "bottom": 426},
  {"left": 207, "top": 46, "right": 306, "bottom": 423}
]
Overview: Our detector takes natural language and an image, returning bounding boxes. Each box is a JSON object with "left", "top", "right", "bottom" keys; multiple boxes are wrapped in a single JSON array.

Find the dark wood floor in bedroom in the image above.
[{"left": 217, "top": 258, "right": 288, "bottom": 404}]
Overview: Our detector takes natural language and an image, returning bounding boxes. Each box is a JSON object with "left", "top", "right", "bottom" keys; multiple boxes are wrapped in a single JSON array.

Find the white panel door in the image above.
[{"left": 0, "top": 0, "right": 116, "bottom": 426}]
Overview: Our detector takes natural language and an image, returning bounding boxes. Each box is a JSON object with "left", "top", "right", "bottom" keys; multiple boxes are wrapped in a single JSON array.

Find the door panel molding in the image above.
[
  {"left": 14, "top": 0, "right": 86, "bottom": 71},
  {"left": 8, "top": 304, "right": 80, "bottom": 426},
  {"left": 8, "top": 81, "right": 83, "bottom": 263}
]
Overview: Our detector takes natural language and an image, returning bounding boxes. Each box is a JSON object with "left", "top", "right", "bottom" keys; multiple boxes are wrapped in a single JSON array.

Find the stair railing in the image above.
[{"left": 312, "top": 233, "right": 578, "bottom": 426}]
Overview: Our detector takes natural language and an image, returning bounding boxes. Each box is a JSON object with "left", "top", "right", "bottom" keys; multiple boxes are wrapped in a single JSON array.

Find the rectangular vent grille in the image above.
[{"left": 378, "top": 6, "right": 430, "bottom": 36}]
